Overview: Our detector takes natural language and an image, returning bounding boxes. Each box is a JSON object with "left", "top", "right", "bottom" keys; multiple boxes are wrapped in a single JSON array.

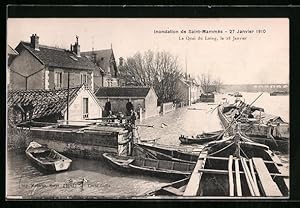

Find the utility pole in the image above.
[
  {"left": 66, "top": 72, "right": 70, "bottom": 124},
  {"left": 185, "top": 54, "right": 188, "bottom": 79}
]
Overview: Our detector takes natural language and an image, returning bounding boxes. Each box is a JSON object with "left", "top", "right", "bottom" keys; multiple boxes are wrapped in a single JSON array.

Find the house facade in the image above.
[
  {"left": 9, "top": 34, "right": 98, "bottom": 91},
  {"left": 176, "top": 77, "right": 201, "bottom": 106},
  {"left": 95, "top": 86, "right": 159, "bottom": 119},
  {"left": 8, "top": 85, "right": 102, "bottom": 123},
  {"left": 82, "top": 48, "right": 119, "bottom": 92},
  {"left": 7, "top": 45, "right": 19, "bottom": 87}
]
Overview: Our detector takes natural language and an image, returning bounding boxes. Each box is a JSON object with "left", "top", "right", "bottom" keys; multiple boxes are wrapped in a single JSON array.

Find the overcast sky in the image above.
[{"left": 7, "top": 18, "right": 289, "bottom": 85}]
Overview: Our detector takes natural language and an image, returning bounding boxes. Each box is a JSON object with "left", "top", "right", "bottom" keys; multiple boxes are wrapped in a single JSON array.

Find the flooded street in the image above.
[{"left": 6, "top": 92, "right": 289, "bottom": 199}]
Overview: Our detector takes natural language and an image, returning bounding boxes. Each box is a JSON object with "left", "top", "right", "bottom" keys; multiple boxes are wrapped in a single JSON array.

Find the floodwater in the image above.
[{"left": 6, "top": 92, "right": 289, "bottom": 199}]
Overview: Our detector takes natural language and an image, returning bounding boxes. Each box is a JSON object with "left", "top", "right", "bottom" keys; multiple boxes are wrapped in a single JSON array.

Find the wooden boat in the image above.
[
  {"left": 145, "top": 177, "right": 190, "bottom": 196},
  {"left": 179, "top": 130, "right": 223, "bottom": 145},
  {"left": 270, "top": 91, "right": 289, "bottom": 96},
  {"left": 103, "top": 153, "right": 195, "bottom": 180},
  {"left": 183, "top": 131, "right": 289, "bottom": 197},
  {"left": 132, "top": 143, "right": 199, "bottom": 163},
  {"left": 25, "top": 141, "right": 72, "bottom": 172},
  {"left": 217, "top": 102, "right": 289, "bottom": 152}
]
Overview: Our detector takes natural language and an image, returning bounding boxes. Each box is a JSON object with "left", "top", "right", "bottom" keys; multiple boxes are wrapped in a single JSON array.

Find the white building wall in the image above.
[{"left": 64, "top": 88, "right": 102, "bottom": 121}]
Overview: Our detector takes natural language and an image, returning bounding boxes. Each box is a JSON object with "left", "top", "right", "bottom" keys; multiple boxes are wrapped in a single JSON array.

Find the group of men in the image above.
[{"left": 104, "top": 98, "right": 136, "bottom": 125}]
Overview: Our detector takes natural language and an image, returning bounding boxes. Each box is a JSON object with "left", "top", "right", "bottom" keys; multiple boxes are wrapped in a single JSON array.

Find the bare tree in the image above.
[
  {"left": 211, "top": 77, "right": 223, "bottom": 93},
  {"left": 197, "top": 73, "right": 212, "bottom": 93},
  {"left": 197, "top": 73, "right": 223, "bottom": 93},
  {"left": 119, "top": 50, "right": 183, "bottom": 104}
]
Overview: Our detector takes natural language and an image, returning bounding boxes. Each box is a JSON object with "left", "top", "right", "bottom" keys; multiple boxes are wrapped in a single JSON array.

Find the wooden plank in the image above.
[
  {"left": 249, "top": 159, "right": 259, "bottom": 192},
  {"left": 235, "top": 158, "right": 242, "bottom": 196},
  {"left": 183, "top": 151, "right": 208, "bottom": 196},
  {"left": 162, "top": 186, "right": 184, "bottom": 196},
  {"left": 228, "top": 155, "right": 234, "bottom": 196},
  {"left": 243, "top": 158, "right": 260, "bottom": 196},
  {"left": 252, "top": 157, "right": 282, "bottom": 196},
  {"left": 265, "top": 150, "right": 282, "bottom": 166},
  {"left": 241, "top": 158, "right": 254, "bottom": 196},
  {"left": 199, "top": 156, "right": 280, "bottom": 165},
  {"left": 196, "top": 168, "right": 288, "bottom": 178},
  {"left": 283, "top": 178, "right": 289, "bottom": 190},
  {"left": 241, "top": 157, "right": 257, "bottom": 196}
]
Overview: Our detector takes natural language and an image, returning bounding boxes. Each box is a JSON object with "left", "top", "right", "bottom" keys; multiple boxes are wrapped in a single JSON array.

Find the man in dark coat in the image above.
[
  {"left": 104, "top": 98, "right": 112, "bottom": 117},
  {"left": 126, "top": 99, "right": 134, "bottom": 116}
]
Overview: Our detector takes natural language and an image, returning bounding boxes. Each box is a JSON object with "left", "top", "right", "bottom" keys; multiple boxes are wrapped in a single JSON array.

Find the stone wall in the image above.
[
  {"left": 162, "top": 102, "right": 175, "bottom": 114},
  {"left": 19, "top": 127, "right": 127, "bottom": 159}
]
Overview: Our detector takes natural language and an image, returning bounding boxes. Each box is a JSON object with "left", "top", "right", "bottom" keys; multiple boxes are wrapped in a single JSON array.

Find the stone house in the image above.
[
  {"left": 95, "top": 86, "right": 159, "bottom": 119},
  {"left": 9, "top": 34, "right": 98, "bottom": 91},
  {"left": 176, "top": 77, "right": 201, "bottom": 106},
  {"left": 8, "top": 85, "right": 102, "bottom": 123},
  {"left": 82, "top": 48, "right": 119, "bottom": 92},
  {"left": 7, "top": 45, "right": 19, "bottom": 87}
]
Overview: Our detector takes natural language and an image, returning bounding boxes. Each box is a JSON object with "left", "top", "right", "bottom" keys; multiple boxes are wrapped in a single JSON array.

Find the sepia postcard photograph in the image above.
[{"left": 6, "top": 17, "right": 289, "bottom": 200}]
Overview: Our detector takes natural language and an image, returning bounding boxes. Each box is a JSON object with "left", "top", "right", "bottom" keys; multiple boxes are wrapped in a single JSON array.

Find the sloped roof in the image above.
[
  {"left": 8, "top": 85, "right": 84, "bottom": 120},
  {"left": 81, "top": 49, "right": 114, "bottom": 71},
  {"left": 8, "top": 45, "right": 19, "bottom": 56},
  {"left": 15, "top": 42, "right": 98, "bottom": 71},
  {"left": 96, "top": 86, "right": 152, "bottom": 98}
]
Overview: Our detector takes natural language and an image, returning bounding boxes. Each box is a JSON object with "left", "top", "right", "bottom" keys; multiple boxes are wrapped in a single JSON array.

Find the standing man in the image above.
[
  {"left": 104, "top": 98, "right": 112, "bottom": 117},
  {"left": 126, "top": 98, "right": 134, "bottom": 116}
]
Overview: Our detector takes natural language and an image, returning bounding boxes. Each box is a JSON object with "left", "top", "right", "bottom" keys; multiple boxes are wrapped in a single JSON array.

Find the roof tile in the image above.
[
  {"left": 16, "top": 42, "right": 98, "bottom": 71},
  {"left": 8, "top": 85, "right": 83, "bottom": 120}
]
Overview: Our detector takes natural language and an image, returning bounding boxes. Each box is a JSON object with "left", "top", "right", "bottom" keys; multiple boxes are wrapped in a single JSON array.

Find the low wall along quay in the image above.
[{"left": 17, "top": 124, "right": 129, "bottom": 160}]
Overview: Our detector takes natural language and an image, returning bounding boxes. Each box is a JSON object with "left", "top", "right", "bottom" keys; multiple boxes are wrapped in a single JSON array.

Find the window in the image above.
[
  {"left": 83, "top": 98, "right": 88, "bottom": 119},
  {"left": 54, "top": 71, "right": 63, "bottom": 88},
  {"left": 80, "top": 72, "right": 88, "bottom": 85}
]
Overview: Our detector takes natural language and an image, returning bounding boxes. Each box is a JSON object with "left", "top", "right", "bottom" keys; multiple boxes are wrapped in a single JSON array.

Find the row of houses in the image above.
[
  {"left": 8, "top": 34, "right": 119, "bottom": 91},
  {"left": 7, "top": 34, "right": 202, "bottom": 123}
]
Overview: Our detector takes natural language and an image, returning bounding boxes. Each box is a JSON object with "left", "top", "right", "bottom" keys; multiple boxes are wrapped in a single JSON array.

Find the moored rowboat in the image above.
[
  {"left": 132, "top": 143, "right": 199, "bottom": 163},
  {"left": 103, "top": 153, "right": 195, "bottom": 180},
  {"left": 25, "top": 141, "right": 72, "bottom": 172},
  {"left": 179, "top": 130, "right": 223, "bottom": 145}
]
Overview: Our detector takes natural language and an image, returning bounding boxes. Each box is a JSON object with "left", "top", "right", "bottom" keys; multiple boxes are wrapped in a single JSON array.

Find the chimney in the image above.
[
  {"left": 119, "top": 57, "right": 124, "bottom": 66},
  {"left": 71, "top": 35, "right": 81, "bottom": 57},
  {"left": 30, "top": 34, "right": 39, "bottom": 50}
]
